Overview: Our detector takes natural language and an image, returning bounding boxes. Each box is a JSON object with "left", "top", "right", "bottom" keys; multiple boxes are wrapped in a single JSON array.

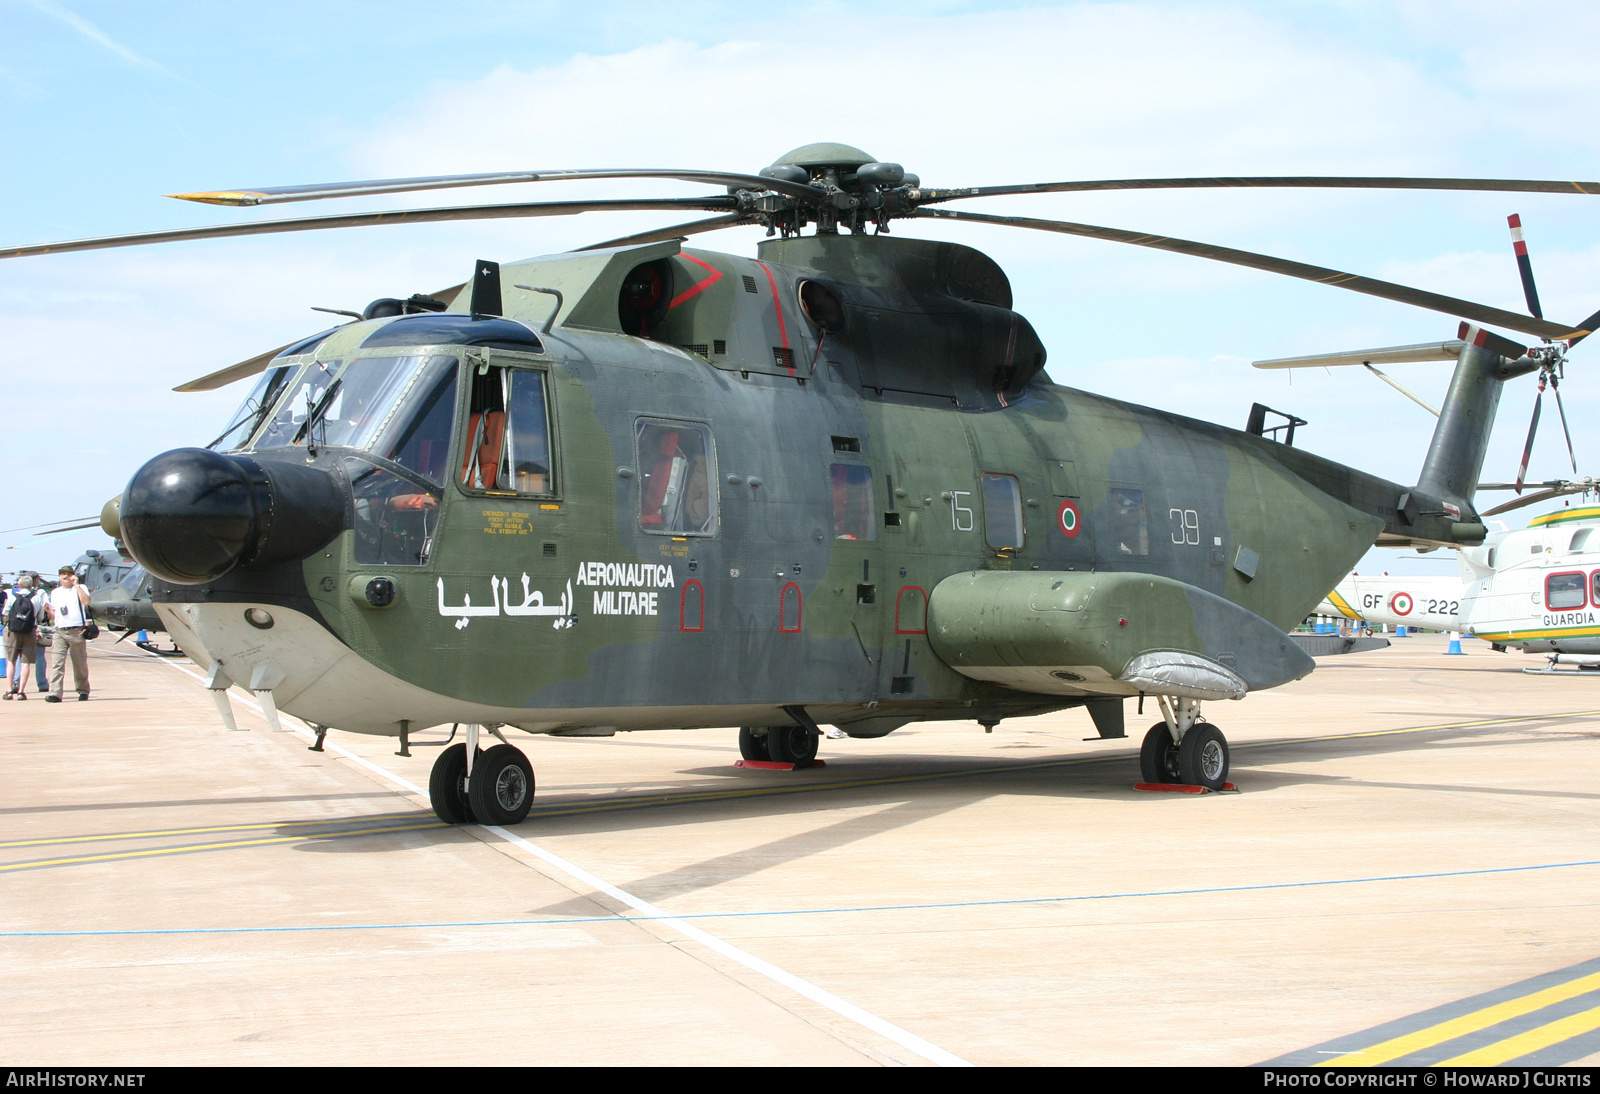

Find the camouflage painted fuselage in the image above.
[{"left": 150, "top": 233, "right": 1413, "bottom": 738}]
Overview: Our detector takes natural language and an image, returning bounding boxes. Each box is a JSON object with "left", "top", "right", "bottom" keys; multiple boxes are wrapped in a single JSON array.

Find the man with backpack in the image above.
[{"left": 4, "top": 575, "right": 47, "bottom": 700}]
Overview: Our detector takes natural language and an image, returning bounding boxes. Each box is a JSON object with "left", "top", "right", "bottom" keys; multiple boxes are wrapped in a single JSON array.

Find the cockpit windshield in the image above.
[
  {"left": 210, "top": 365, "right": 295, "bottom": 451},
  {"left": 119, "top": 565, "right": 149, "bottom": 596},
  {"left": 246, "top": 354, "right": 456, "bottom": 458},
  {"left": 253, "top": 358, "right": 342, "bottom": 449}
]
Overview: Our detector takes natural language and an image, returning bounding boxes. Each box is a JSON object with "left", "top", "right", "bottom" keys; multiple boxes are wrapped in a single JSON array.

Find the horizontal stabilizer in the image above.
[{"left": 1288, "top": 634, "right": 1392, "bottom": 657}]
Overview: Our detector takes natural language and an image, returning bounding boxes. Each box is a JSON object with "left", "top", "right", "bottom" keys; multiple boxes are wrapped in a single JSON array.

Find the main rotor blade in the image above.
[
  {"left": 1481, "top": 485, "right": 1583, "bottom": 516},
  {"left": 1, "top": 196, "right": 741, "bottom": 260},
  {"left": 169, "top": 167, "right": 825, "bottom": 206},
  {"left": 913, "top": 175, "right": 1600, "bottom": 203},
  {"left": 912, "top": 208, "right": 1585, "bottom": 341},
  {"left": 579, "top": 213, "right": 753, "bottom": 251},
  {"left": 173, "top": 281, "right": 466, "bottom": 393},
  {"left": 34, "top": 519, "right": 104, "bottom": 536},
  {"left": 1568, "top": 306, "right": 1600, "bottom": 347}
]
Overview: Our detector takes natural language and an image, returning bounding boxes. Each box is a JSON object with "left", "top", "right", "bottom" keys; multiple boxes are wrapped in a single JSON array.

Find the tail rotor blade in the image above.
[
  {"left": 1516, "top": 384, "right": 1544, "bottom": 493},
  {"left": 1508, "top": 214, "right": 1544, "bottom": 319},
  {"left": 1551, "top": 377, "right": 1579, "bottom": 473}
]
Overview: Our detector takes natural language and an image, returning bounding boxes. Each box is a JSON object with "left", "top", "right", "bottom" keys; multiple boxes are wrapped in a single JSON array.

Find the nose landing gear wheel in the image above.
[
  {"left": 1139, "top": 723, "right": 1180, "bottom": 784},
  {"left": 1178, "top": 724, "right": 1229, "bottom": 791},
  {"left": 764, "top": 724, "right": 819, "bottom": 767},
  {"left": 428, "top": 743, "right": 476, "bottom": 824},
  {"left": 468, "top": 743, "right": 536, "bottom": 825}
]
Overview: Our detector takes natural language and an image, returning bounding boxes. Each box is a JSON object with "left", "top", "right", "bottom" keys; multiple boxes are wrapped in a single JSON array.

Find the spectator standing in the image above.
[
  {"left": 45, "top": 565, "right": 91, "bottom": 702},
  {"left": 4, "top": 575, "right": 46, "bottom": 700}
]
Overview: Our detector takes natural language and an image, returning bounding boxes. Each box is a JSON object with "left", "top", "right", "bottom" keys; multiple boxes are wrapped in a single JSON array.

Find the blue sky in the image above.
[{"left": 3, "top": 0, "right": 1598, "bottom": 578}]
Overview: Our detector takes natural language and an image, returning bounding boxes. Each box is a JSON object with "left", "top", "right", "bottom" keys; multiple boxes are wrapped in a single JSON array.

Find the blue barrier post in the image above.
[{"left": 1446, "top": 631, "right": 1464, "bottom": 655}]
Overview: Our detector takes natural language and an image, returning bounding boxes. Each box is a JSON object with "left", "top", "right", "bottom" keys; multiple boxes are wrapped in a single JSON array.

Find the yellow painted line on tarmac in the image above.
[
  {"left": 1318, "top": 969, "right": 1600, "bottom": 1066},
  {"left": 0, "top": 812, "right": 426, "bottom": 850},
  {"left": 1245, "top": 709, "right": 1600, "bottom": 749},
  {"left": 0, "top": 821, "right": 448, "bottom": 873},
  {"left": 1435, "top": 1002, "right": 1600, "bottom": 1066}
]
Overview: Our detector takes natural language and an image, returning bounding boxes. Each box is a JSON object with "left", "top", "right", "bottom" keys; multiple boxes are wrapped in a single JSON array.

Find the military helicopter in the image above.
[{"left": 7, "top": 142, "right": 1600, "bottom": 824}]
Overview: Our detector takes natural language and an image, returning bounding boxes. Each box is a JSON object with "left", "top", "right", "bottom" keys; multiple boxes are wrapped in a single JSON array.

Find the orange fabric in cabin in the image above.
[
  {"left": 639, "top": 429, "right": 680, "bottom": 525},
  {"left": 459, "top": 410, "right": 506, "bottom": 489}
]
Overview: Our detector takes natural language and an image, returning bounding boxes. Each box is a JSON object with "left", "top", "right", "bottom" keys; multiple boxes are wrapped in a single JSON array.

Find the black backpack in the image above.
[{"left": 7, "top": 592, "right": 36, "bottom": 635}]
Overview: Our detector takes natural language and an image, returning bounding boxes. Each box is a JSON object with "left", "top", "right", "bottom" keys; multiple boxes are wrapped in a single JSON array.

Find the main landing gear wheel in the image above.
[
  {"left": 468, "top": 743, "right": 536, "bottom": 825},
  {"left": 764, "top": 724, "right": 819, "bottom": 767},
  {"left": 1178, "top": 724, "right": 1229, "bottom": 791},
  {"left": 738, "top": 726, "right": 769, "bottom": 762},
  {"left": 1139, "top": 723, "right": 1180, "bottom": 784},
  {"left": 429, "top": 743, "right": 476, "bottom": 824}
]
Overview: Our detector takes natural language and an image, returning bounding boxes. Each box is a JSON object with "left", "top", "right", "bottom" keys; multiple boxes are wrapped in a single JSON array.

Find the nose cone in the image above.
[
  {"left": 89, "top": 582, "right": 134, "bottom": 626},
  {"left": 121, "top": 448, "right": 258, "bottom": 584}
]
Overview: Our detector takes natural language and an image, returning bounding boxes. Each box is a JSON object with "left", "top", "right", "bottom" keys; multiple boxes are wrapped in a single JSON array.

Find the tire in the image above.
[
  {"left": 467, "top": 743, "right": 536, "bottom": 825},
  {"left": 1177, "top": 724, "right": 1229, "bottom": 790},
  {"left": 765, "top": 724, "right": 819, "bottom": 767},
  {"left": 1139, "top": 723, "right": 1180, "bottom": 784},
  {"left": 738, "top": 726, "right": 770, "bottom": 762},
  {"left": 429, "top": 743, "right": 475, "bottom": 824}
]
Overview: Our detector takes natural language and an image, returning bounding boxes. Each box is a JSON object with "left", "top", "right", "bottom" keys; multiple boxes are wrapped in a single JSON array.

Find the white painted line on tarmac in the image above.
[{"left": 152, "top": 654, "right": 973, "bottom": 1068}]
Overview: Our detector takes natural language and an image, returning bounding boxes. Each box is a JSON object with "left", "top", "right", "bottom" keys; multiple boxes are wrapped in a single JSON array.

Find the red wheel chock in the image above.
[
  {"left": 735, "top": 759, "right": 828, "bottom": 771},
  {"left": 1135, "top": 782, "right": 1237, "bottom": 794}
]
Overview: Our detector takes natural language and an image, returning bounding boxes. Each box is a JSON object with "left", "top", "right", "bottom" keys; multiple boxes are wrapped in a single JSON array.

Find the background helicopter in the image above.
[
  {"left": 8, "top": 140, "right": 1600, "bottom": 825},
  {"left": 1314, "top": 501, "right": 1600, "bottom": 671}
]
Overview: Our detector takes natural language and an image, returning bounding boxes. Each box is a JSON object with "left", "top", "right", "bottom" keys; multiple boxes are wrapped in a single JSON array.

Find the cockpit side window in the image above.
[
  {"left": 370, "top": 356, "right": 458, "bottom": 485},
  {"left": 460, "top": 363, "right": 553, "bottom": 496},
  {"left": 637, "top": 419, "right": 716, "bottom": 535}
]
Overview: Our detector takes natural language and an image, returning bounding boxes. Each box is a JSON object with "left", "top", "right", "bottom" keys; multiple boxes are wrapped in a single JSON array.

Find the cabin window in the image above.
[
  {"left": 637, "top": 419, "right": 717, "bottom": 534},
  {"left": 461, "top": 365, "right": 553, "bottom": 495},
  {"left": 1110, "top": 487, "right": 1149, "bottom": 557},
  {"left": 211, "top": 365, "right": 295, "bottom": 451},
  {"left": 1547, "top": 571, "right": 1587, "bottom": 611},
  {"left": 982, "top": 473, "right": 1024, "bottom": 551},
  {"left": 1593, "top": 571, "right": 1600, "bottom": 608},
  {"left": 830, "top": 463, "right": 876, "bottom": 540}
]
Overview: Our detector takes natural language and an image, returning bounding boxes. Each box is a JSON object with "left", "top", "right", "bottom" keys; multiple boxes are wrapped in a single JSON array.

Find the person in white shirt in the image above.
[{"left": 44, "top": 565, "right": 91, "bottom": 702}]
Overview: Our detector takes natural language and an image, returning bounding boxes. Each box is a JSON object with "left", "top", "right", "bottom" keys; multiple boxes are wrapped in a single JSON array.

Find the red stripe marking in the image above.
[
  {"left": 1508, "top": 213, "right": 1523, "bottom": 229},
  {"left": 668, "top": 253, "right": 723, "bottom": 309},
  {"left": 1514, "top": 241, "right": 1529, "bottom": 256},
  {"left": 754, "top": 259, "right": 790, "bottom": 350}
]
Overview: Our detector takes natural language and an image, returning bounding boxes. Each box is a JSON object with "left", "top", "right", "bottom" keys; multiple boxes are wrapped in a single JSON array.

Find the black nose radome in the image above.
[{"left": 121, "top": 448, "right": 344, "bottom": 585}]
